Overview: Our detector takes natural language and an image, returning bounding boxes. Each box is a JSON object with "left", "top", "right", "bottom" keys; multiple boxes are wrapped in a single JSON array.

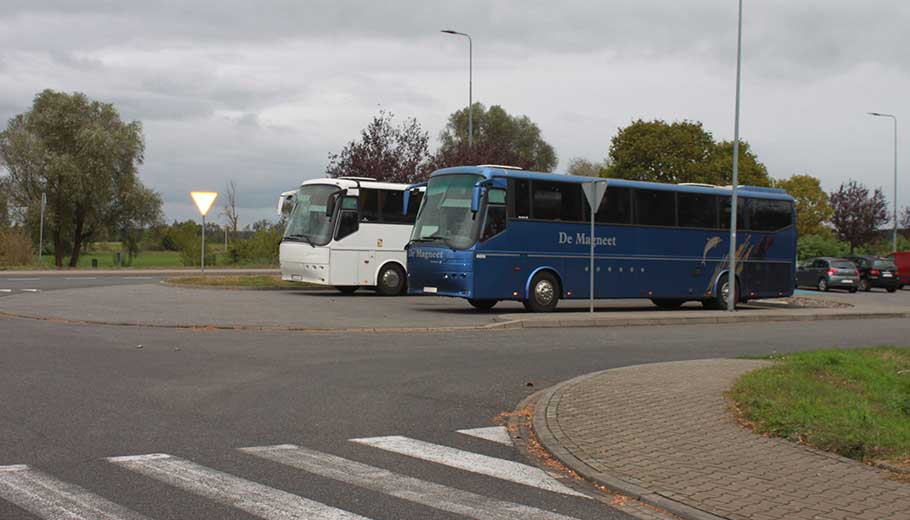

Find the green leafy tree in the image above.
[
  {"left": 429, "top": 103, "right": 557, "bottom": 172},
  {"left": 327, "top": 110, "right": 429, "bottom": 184},
  {"left": 566, "top": 157, "right": 609, "bottom": 177},
  {"left": 605, "top": 119, "right": 772, "bottom": 187},
  {"left": 0, "top": 90, "right": 158, "bottom": 267},
  {"left": 797, "top": 234, "right": 849, "bottom": 261},
  {"left": 774, "top": 174, "right": 833, "bottom": 237},
  {"left": 0, "top": 176, "right": 10, "bottom": 228}
]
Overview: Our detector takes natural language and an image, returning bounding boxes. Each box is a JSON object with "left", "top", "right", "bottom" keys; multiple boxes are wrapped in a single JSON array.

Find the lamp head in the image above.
[{"left": 441, "top": 29, "right": 457, "bottom": 34}]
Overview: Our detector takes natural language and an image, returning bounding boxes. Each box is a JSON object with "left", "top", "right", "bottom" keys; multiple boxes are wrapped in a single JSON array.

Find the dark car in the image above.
[
  {"left": 795, "top": 257, "right": 860, "bottom": 292},
  {"left": 846, "top": 256, "right": 900, "bottom": 292}
]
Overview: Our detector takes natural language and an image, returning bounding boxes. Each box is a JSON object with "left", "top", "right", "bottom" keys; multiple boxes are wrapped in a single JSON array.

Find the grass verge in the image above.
[
  {"left": 165, "top": 275, "right": 312, "bottom": 290},
  {"left": 730, "top": 347, "right": 910, "bottom": 466}
]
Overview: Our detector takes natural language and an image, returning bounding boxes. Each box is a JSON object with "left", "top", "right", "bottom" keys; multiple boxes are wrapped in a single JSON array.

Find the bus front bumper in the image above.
[
  {"left": 406, "top": 247, "right": 474, "bottom": 298},
  {"left": 280, "top": 241, "right": 330, "bottom": 285}
]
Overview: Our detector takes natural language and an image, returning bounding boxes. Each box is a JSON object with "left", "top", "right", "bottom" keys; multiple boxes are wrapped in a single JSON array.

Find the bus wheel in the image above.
[
  {"left": 376, "top": 263, "right": 406, "bottom": 296},
  {"left": 468, "top": 299, "right": 498, "bottom": 311},
  {"left": 523, "top": 271, "right": 560, "bottom": 312},
  {"left": 703, "top": 274, "right": 738, "bottom": 310},
  {"left": 335, "top": 286, "right": 359, "bottom": 295},
  {"left": 651, "top": 298, "right": 685, "bottom": 309}
]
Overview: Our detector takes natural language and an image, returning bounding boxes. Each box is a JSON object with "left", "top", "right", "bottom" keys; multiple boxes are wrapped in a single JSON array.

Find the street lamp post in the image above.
[
  {"left": 441, "top": 29, "right": 473, "bottom": 148},
  {"left": 728, "top": 0, "right": 744, "bottom": 312},
  {"left": 868, "top": 112, "right": 899, "bottom": 253}
]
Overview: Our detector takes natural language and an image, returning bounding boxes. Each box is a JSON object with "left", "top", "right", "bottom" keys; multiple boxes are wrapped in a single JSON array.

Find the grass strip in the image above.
[
  {"left": 730, "top": 347, "right": 910, "bottom": 465},
  {"left": 166, "top": 275, "right": 312, "bottom": 289}
]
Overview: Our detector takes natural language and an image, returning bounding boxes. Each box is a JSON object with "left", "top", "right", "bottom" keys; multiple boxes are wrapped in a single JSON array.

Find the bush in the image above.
[
  {"left": 235, "top": 227, "right": 282, "bottom": 265},
  {"left": 0, "top": 228, "right": 35, "bottom": 266},
  {"left": 797, "top": 234, "right": 849, "bottom": 261}
]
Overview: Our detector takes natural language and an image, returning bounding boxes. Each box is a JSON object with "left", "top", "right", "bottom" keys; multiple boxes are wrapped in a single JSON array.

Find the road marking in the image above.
[
  {"left": 66, "top": 277, "right": 96, "bottom": 280},
  {"left": 242, "top": 444, "right": 580, "bottom": 520},
  {"left": 6, "top": 278, "right": 40, "bottom": 281},
  {"left": 0, "top": 289, "right": 11, "bottom": 293},
  {"left": 107, "top": 453, "right": 370, "bottom": 520},
  {"left": 456, "top": 426, "right": 513, "bottom": 446},
  {"left": 21, "top": 289, "right": 41, "bottom": 292},
  {"left": 350, "top": 436, "right": 588, "bottom": 498},
  {"left": 0, "top": 464, "right": 150, "bottom": 520},
  {"left": 123, "top": 276, "right": 155, "bottom": 279}
]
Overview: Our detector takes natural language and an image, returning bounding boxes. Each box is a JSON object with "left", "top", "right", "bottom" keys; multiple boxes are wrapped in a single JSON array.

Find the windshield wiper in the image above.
[{"left": 286, "top": 234, "right": 315, "bottom": 247}]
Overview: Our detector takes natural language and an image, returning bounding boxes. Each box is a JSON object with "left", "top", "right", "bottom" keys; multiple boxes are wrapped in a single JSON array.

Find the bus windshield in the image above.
[
  {"left": 410, "top": 174, "right": 481, "bottom": 249},
  {"left": 283, "top": 184, "right": 341, "bottom": 246}
]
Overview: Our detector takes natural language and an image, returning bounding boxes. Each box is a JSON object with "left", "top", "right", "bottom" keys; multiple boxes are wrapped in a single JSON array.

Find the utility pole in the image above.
[{"left": 728, "top": 0, "right": 744, "bottom": 312}]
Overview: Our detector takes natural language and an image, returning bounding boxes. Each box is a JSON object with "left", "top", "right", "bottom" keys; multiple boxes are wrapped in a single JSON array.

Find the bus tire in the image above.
[
  {"left": 376, "top": 263, "right": 406, "bottom": 296},
  {"left": 523, "top": 271, "right": 560, "bottom": 312},
  {"left": 703, "top": 273, "right": 738, "bottom": 310},
  {"left": 468, "top": 299, "right": 498, "bottom": 311},
  {"left": 652, "top": 298, "right": 685, "bottom": 309},
  {"left": 335, "top": 286, "right": 359, "bottom": 295}
]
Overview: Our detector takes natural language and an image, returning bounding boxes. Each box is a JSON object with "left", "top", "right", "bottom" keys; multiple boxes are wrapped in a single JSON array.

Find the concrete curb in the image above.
[
  {"left": 158, "top": 280, "right": 324, "bottom": 291},
  {"left": 533, "top": 370, "right": 729, "bottom": 520},
  {"left": 0, "top": 268, "right": 280, "bottom": 277}
]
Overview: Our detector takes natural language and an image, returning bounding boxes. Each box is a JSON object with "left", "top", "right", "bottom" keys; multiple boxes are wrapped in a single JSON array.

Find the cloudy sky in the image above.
[{"left": 2, "top": 1, "right": 909, "bottom": 225}]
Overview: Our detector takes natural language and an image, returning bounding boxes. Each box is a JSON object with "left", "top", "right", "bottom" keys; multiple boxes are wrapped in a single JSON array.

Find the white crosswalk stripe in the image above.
[
  {"left": 241, "top": 444, "right": 581, "bottom": 520},
  {"left": 457, "top": 426, "right": 514, "bottom": 446},
  {"left": 107, "top": 453, "right": 371, "bottom": 520},
  {"left": 0, "top": 464, "right": 150, "bottom": 520},
  {"left": 350, "top": 435, "right": 589, "bottom": 498}
]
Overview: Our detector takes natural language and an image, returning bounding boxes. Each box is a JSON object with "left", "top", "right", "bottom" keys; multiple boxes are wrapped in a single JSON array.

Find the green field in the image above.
[
  {"left": 730, "top": 347, "right": 910, "bottom": 466},
  {"left": 73, "top": 250, "right": 184, "bottom": 268}
]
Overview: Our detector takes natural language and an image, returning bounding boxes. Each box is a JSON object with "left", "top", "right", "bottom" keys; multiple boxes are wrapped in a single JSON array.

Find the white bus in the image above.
[{"left": 279, "top": 177, "right": 423, "bottom": 295}]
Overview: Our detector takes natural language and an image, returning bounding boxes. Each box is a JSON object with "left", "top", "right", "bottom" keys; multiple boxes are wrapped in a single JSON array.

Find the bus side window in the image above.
[
  {"left": 634, "top": 189, "right": 676, "bottom": 227},
  {"left": 359, "top": 189, "right": 379, "bottom": 222},
  {"left": 596, "top": 187, "right": 632, "bottom": 224},
  {"left": 406, "top": 191, "right": 423, "bottom": 222},
  {"left": 532, "top": 181, "right": 584, "bottom": 221},
  {"left": 481, "top": 189, "right": 507, "bottom": 241},
  {"left": 748, "top": 199, "right": 792, "bottom": 231},
  {"left": 510, "top": 179, "right": 531, "bottom": 219},
  {"left": 678, "top": 192, "right": 717, "bottom": 228},
  {"left": 336, "top": 210, "right": 359, "bottom": 240},
  {"left": 719, "top": 196, "right": 747, "bottom": 230}
]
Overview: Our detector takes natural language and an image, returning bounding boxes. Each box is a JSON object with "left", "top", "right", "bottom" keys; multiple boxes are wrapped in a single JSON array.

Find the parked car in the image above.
[
  {"left": 846, "top": 256, "right": 900, "bottom": 292},
  {"left": 889, "top": 252, "right": 910, "bottom": 289},
  {"left": 795, "top": 257, "right": 860, "bottom": 292}
]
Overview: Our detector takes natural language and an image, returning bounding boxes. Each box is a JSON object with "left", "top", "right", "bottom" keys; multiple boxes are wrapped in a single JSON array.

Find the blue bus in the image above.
[{"left": 405, "top": 166, "right": 795, "bottom": 312}]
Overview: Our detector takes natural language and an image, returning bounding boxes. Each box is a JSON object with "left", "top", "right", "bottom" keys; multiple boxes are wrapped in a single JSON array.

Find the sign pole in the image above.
[
  {"left": 201, "top": 214, "right": 206, "bottom": 273},
  {"left": 582, "top": 180, "right": 607, "bottom": 314},
  {"left": 589, "top": 197, "right": 595, "bottom": 313}
]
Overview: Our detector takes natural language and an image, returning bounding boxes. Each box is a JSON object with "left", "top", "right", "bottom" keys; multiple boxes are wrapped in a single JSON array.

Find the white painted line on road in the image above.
[
  {"left": 456, "top": 426, "right": 513, "bottom": 446},
  {"left": 107, "top": 453, "right": 371, "bottom": 520},
  {"left": 6, "top": 278, "right": 40, "bottom": 281},
  {"left": 242, "top": 444, "right": 581, "bottom": 520},
  {"left": 0, "top": 464, "right": 150, "bottom": 520},
  {"left": 350, "top": 436, "right": 588, "bottom": 498},
  {"left": 0, "top": 289, "right": 12, "bottom": 293},
  {"left": 66, "top": 277, "right": 96, "bottom": 280},
  {"left": 21, "top": 289, "right": 41, "bottom": 292}
]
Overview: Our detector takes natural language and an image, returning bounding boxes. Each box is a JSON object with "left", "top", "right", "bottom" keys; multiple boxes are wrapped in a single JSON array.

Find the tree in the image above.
[
  {"left": 222, "top": 179, "right": 239, "bottom": 241},
  {"left": 605, "top": 119, "right": 772, "bottom": 186},
  {"left": 428, "top": 103, "right": 557, "bottom": 172},
  {"left": 829, "top": 180, "right": 889, "bottom": 254},
  {"left": 566, "top": 158, "right": 608, "bottom": 177},
  {"left": 115, "top": 183, "right": 163, "bottom": 262},
  {"left": 774, "top": 174, "right": 833, "bottom": 236},
  {"left": 0, "top": 90, "right": 157, "bottom": 267},
  {"left": 0, "top": 176, "right": 10, "bottom": 228},
  {"left": 797, "top": 234, "right": 849, "bottom": 261},
  {"left": 901, "top": 207, "right": 910, "bottom": 230},
  {"left": 326, "top": 110, "right": 429, "bottom": 184}
]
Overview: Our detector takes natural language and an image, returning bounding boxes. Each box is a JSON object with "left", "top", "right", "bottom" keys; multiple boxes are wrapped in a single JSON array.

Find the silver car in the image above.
[{"left": 795, "top": 257, "right": 860, "bottom": 293}]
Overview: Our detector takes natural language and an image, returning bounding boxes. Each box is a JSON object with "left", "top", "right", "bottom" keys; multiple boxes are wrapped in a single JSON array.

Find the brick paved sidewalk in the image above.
[{"left": 535, "top": 359, "right": 910, "bottom": 520}]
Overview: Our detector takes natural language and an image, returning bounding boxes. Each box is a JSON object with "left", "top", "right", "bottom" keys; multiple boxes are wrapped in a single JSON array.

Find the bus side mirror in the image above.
[
  {"left": 325, "top": 190, "right": 346, "bottom": 217},
  {"left": 403, "top": 182, "right": 427, "bottom": 215}
]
